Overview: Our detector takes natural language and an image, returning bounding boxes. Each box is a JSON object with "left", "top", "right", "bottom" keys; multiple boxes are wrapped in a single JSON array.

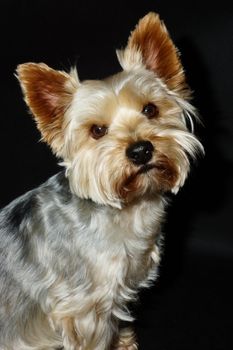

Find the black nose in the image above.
[{"left": 126, "top": 140, "right": 154, "bottom": 165}]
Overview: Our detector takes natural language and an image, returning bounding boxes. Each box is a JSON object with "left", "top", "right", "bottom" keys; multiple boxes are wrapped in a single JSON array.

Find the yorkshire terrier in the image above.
[{"left": 0, "top": 12, "right": 203, "bottom": 350}]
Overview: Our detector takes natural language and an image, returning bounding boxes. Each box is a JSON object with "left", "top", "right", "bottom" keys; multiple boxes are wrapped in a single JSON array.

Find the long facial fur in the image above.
[{"left": 62, "top": 68, "right": 203, "bottom": 208}]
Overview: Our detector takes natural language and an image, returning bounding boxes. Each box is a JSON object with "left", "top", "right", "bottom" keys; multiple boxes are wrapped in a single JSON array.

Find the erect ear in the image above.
[
  {"left": 117, "top": 12, "right": 186, "bottom": 94},
  {"left": 16, "top": 63, "right": 79, "bottom": 157}
]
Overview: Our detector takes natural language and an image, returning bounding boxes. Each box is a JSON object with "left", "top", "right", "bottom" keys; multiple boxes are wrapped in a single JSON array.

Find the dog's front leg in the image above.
[
  {"left": 60, "top": 317, "right": 83, "bottom": 350},
  {"left": 113, "top": 328, "right": 138, "bottom": 350},
  {"left": 51, "top": 313, "right": 114, "bottom": 350}
]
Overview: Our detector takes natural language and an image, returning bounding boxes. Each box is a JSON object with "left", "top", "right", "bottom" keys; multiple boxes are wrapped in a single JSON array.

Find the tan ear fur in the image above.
[
  {"left": 117, "top": 12, "right": 187, "bottom": 94},
  {"left": 17, "top": 63, "right": 79, "bottom": 156}
]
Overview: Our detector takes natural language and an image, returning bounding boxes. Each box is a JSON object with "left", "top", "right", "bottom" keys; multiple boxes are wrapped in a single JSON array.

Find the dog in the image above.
[{"left": 0, "top": 12, "right": 203, "bottom": 350}]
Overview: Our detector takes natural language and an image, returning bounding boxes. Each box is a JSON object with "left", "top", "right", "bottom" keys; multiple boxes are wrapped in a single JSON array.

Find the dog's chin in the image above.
[{"left": 119, "top": 160, "right": 179, "bottom": 203}]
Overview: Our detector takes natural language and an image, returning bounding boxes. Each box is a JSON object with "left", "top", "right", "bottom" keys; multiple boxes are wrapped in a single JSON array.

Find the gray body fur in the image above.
[{"left": 0, "top": 172, "right": 162, "bottom": 349}]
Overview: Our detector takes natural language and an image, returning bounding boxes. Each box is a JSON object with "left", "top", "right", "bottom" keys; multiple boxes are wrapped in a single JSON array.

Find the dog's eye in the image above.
[
  {"left": 142, "top": 103, "right": 159, "bottom": 119},
  {"left": 90, "top": 125, "right": 108, "bottom": 139}
]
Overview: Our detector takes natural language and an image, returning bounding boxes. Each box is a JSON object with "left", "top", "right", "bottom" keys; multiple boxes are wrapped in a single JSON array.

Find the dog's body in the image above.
[
  {"left": 0, "top": 171, "right": 162, "bottom": 349},
  {"left": 0, "top": 13, "right": 203, "bottom": 350}
]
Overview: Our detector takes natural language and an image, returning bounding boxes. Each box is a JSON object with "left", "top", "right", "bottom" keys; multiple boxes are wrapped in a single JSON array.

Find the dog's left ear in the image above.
[
  {"left": 17, "top": 63, "right": 79, "bottom": 157},
  {"left": 117, "top": 12, "right": 186, "bottom": 94}
]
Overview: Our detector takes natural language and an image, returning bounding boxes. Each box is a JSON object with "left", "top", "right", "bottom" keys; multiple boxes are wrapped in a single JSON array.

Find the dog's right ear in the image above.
[{"left": 17, "top": 63, "right": 79, "bottom": 157}]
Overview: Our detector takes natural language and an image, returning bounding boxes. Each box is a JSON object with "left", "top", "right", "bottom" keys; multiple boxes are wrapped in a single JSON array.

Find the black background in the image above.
[{"left": 0, "top": 1, "right": 233, "bottom": 349}]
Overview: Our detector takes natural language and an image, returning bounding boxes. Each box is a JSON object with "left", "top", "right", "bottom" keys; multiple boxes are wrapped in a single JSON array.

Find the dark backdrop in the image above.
[{"left": 0, "top": 1, "right": 233, "bottom": 349}]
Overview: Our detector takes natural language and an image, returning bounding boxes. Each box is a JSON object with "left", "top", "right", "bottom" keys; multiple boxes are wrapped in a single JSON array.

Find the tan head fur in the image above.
[{"left": 17, "top": 12, "right": 203, "bottom": 208}]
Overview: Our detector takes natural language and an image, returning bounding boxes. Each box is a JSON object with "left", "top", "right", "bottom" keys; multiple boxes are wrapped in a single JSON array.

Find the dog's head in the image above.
[{"left": 17, "top": 13, "right": 203, "bottom": 208}]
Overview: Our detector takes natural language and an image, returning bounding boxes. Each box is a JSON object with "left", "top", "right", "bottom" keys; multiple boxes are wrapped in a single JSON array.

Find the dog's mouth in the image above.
[
  {"left": 122, "top": 159, "right": 178, "bottom": 192},
  {"left": 137, "top": 163, "right": 157, "bottom": 175},
  {"left": 118, "top": 156, "right": 179, "bottom": 201},
  {"left": 123, "top": 163, "right": 158, "bottom": 187},
  {"left": 136, "top": 162, "right": 169, "bottom": 177}
]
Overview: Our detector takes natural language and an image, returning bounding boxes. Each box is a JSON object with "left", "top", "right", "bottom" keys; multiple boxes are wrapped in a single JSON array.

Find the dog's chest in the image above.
[
  {"left": 47, "top": 196, "right": 164, "bottom": 322},
  {"left": 71, "top": 198, "right": 163, "bottom": 291}
]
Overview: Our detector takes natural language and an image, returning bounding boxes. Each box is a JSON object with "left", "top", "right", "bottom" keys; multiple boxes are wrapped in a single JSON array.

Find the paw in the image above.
[
  {"left": 114, "top": 328, "right": 138, "bottom": 350},
  {"left": 116, "top": 345, "right": 138, "bottom": 350}
]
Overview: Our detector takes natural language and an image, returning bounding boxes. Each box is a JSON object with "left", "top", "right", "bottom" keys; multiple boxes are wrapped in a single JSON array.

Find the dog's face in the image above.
[{"left": 17, "top": 13, "right": 203, "bottom": 208}]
